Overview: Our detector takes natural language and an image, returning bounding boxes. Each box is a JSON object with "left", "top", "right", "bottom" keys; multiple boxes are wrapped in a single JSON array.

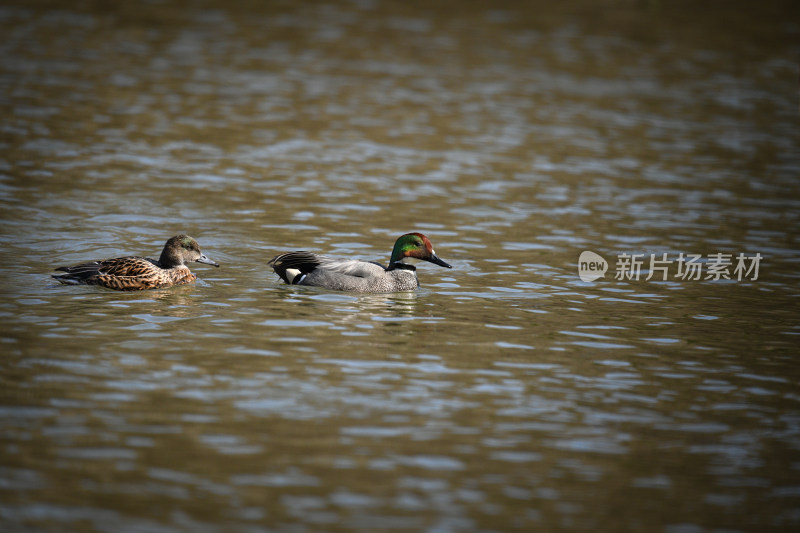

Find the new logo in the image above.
[{"left": 578, "top": 251, "right": 608, "bottom": 282}]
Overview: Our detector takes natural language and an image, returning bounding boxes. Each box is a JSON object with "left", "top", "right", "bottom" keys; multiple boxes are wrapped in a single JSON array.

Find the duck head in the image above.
[
  {"left": 388, "top": 232, "right": 452, "bottom": 270},
  {"left": 160, "top": 235, "right": 219, "bottom": 268}
]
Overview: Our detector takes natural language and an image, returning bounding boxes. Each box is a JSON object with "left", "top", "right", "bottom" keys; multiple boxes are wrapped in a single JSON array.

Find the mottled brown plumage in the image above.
[{"left": 52, "top": 235, "right": 219, "bottom": 291}]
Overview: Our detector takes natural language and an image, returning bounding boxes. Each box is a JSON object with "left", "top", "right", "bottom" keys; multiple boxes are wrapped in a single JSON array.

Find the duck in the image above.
[
  {"left": 268, "top": 232, "right": 452, "bottom": 293},
  {"left": 52, "top": 234, "right": 219, "bottom": 291}
]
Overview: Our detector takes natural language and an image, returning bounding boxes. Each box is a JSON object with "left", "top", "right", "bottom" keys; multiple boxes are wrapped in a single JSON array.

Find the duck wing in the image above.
[
  {"left": 269, "top": 252, "right": 385, "bottom": 284},
  {"left": 55, "top": 256, "right": 159, "bottom": 281},
  {"left": 316, "top": 257, "right": 386, "bottom": 278}
]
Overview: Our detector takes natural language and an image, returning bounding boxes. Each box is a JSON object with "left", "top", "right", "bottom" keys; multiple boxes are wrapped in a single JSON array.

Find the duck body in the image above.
[
  {"left": 52, "top": 235, "right": 219, "bottom": 291},
  {"left": 269, "top": 232, "right": 451, "bottom": 293}
]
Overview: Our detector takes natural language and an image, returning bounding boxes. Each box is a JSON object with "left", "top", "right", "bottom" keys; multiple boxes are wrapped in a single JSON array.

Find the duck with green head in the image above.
[
  {"left": 268, "top": 232, "right": 452, "bottom": 293},
  {"left": 52, "top": 235, "right": 219, "bottom": 291}
]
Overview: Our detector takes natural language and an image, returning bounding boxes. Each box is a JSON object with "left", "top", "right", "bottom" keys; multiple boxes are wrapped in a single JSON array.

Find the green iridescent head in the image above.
[{"left": 389, "top": 232, "right": 452, "bottom": 270}]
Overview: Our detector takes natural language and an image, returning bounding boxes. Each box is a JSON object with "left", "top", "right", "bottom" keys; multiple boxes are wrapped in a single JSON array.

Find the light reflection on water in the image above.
[{"left": 1, "top": 0, "right": 800, "bottom": 531}]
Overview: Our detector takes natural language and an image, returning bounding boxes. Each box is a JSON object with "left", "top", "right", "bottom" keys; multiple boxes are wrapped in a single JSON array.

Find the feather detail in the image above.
[
  {"left": 268, "top": 251, "right": 321, "bottom": 284},
  {"left": 52, "top": 235, "right": 216, "bottom": 291},
  {"left": 268, "top": 233, "right": 450, "bottom": 293}
]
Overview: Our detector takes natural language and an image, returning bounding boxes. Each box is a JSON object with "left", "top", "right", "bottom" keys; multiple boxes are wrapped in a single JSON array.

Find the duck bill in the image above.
[
  {"left": 197, "top": 255, "right": 220, "bottom": 267},
  {"left": 427, "top": 253, "right": 452, "bottom": 269}
]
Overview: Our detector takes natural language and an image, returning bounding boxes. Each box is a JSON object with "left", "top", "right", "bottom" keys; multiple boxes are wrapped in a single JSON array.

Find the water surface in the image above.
[{"left": 1, "top": 1, "right": 799, "bottom": 531}]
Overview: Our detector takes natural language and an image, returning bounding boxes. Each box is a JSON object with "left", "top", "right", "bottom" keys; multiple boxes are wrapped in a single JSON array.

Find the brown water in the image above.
[{"left": 1, "top": 1, "right": 800, "bottom": 531}]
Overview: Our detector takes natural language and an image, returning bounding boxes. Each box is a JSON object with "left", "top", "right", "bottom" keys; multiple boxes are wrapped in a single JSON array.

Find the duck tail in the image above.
[
  {"left": 52, "top": 273, "right": 82, "bottom": 285},
  {"left": 268, "top": 252, "right": 320, "bottom": 285},
  {"left": 52, "top": 262, "right": 103, "bottom": 284}
]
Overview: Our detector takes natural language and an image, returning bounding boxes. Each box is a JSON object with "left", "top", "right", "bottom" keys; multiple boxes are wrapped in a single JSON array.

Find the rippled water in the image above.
[{"left": 2, "top": 1, "right": 800, "bottom": 531}]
